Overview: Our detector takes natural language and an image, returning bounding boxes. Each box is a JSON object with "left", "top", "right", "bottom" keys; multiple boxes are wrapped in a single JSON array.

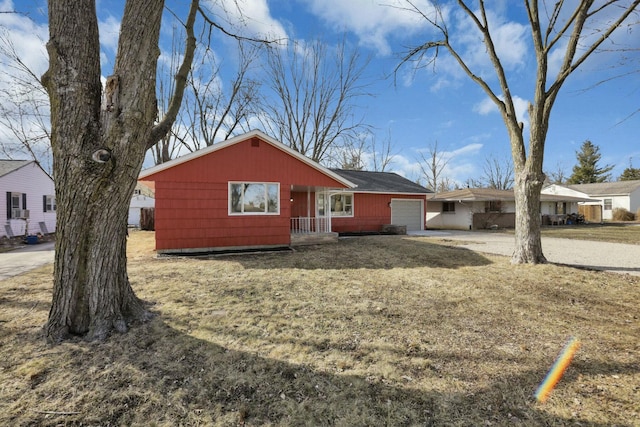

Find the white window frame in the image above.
[
  {"left": 321, "top": 193, "right": 353, "bottom": 217},
  {"left": 11, "top": 192, "right": 22, "bottom": 210},
  {"left": 45, "top": 195, "right": 56, "bottom": 212},
  {"left": 603, "top": 198, "right": 612, "bottom": 211},
  {"left": 228, "top": 182, "right": 280, "bottom": 215}
]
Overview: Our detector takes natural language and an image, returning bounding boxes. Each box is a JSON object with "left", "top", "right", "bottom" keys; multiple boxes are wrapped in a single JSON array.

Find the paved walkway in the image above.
[
  {"left": 409, "top": 230, "right": 640, "bottom": 276},
  {"left": 0, "top": 241, "right": 55, "bottom": 281}
]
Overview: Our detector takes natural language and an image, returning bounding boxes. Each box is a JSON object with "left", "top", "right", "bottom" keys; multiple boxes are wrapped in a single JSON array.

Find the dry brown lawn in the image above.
[
  {"left": 540, "top": 223, "right": 640, "bottom": 245},
  {"left": 0, "top": 231, "right": 638, "bottom": 426}
]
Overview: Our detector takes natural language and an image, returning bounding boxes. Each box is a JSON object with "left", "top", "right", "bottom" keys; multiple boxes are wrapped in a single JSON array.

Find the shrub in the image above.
[{"left": 612, "top": 207, "right": 635, "bottom": 221}]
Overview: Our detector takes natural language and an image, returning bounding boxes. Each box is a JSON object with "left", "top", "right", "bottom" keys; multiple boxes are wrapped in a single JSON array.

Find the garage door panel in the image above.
[{"left": 391, "top": 200, "right": 423, "bottom": 231}]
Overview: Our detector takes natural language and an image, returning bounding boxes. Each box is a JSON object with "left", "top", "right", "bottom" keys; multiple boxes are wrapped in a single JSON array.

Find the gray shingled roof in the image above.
[
  {"left": 331, "top": 169, "right": 432, "bottom": 194},
  {"left": 0, "top": 160, "right": 31, "bottom": 178},
  {"left": 566, "top": 180, "right": 640, "bottom": 196},
  {"left": 429, "top": 187, "right": 596, "bottom": 203}
]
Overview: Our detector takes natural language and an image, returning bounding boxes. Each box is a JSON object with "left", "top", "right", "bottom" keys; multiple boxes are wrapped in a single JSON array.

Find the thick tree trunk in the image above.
[
  {"left": 43, "top": 0, "right": 164, "bottom": 342},
  {"left": 511, "top": 169, "right": 547, "bottom": 264}
]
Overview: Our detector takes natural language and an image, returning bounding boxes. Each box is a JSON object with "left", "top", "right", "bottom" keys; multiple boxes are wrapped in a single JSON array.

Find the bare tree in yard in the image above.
[
  {"left": 0, "top": 31, "right": 51, "bottom": 170},
  {"left": 337, "top": 129, "right": 396, "bottom": 171},
  {"left": 182, "top": 40, "right": 262, "bottom": 150},
  {"left": 42, "top": 0, "right": 199, "bottom": 342},
  {"left": 151, "top": 29, "right": 261, "bottom": 165},
  {"left": 399, "top": 0, "right": 639, "bottom": 264},
  {"left": 480, "top": 155, "right": 514, "bottom": 190},
  {"left": 260, "top": 37, "right": 372, "bottom": 163},
  {"left": 417, "top": 140, "right": 452, "bottom": 192}
]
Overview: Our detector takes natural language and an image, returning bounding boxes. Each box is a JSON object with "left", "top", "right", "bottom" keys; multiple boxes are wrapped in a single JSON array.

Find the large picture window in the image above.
[{"left": 229, "top": 182, "right": 279, "bottom": 215}]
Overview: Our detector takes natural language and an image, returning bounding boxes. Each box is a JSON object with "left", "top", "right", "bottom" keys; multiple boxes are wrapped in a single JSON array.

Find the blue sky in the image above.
[{"left": 2, "top": 0, "right": 639, "bottom": 185}]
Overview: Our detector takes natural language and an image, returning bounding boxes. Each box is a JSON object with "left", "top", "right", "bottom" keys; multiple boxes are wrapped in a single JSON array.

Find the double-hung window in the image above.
[
  {"left": 44, "top": 195, "right": 56, "bottom": 212},
  {"left": 229, "top": 182, "right": 279, "bottom": 215},
  {"left": 7, "top": 192, "right": 26, "bottom": 219},
  {"left": 603, "top": 199, "right": 612, "bottom": 211}
]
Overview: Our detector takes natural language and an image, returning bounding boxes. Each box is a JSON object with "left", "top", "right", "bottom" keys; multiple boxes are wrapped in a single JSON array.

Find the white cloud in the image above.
[
  {"left": 0, "top": 1, "right": 48, "bottom": 76},
  {"left": 201, "top": 0, "right": 288, "bottom": 41},
  {"left": 300, "top": 0, "right": 441, "bottom": 56},
  {"left": 473, "top": 95, "right": 530, "bottom": 129},
  {"left": 453, "top": 7, "right": 527, "bottom": 74},
  {"left": 98, "top": 15, "right": 121, "bottom": 53}
]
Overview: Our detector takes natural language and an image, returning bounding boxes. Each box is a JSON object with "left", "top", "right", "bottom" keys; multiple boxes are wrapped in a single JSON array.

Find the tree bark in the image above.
[{"left": 43, "top": 0, "right": 165, "bottom": 342}]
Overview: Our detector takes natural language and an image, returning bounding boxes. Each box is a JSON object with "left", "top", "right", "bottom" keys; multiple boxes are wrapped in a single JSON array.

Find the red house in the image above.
[{"left": 139, "top": 130, "right": 430, "bottom": 253}]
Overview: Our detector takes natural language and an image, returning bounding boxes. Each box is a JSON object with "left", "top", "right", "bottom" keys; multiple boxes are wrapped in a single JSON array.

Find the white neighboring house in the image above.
[
  {"left": 1, "top": 160, "right": 56, "bottom": 237},
  {"left": 542, "top": 180, "right": 640, "bottom": 221},
  {"left": 427, "top": 188, "right": 595, "bottom": 230},
  {"left": 128, "top": 182, "right": 155, "bottom": 227}
]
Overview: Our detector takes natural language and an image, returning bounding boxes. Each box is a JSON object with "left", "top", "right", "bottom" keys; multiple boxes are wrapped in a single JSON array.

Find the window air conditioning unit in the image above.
[{"left": 12, "top": 209, "right": 29, "bottom": 219}]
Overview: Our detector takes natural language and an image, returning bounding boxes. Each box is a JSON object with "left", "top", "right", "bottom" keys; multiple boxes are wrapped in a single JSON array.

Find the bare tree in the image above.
[
  {"left": 545, "top": 161, "right": 568, "bottom": 185},
  {"left": 259, "top": 37, "right": 372, "bottom": 163},
  {"left": 479, "top": 155, "right": 514, "bottom": 190},
  {"left": 370, "top": 129, "right": 396, "bottom": 172},
  {"left": 151, "top": 25, "right": 262, "bottom": 165},
  {"left": 0, "top": 30, "right": 51, "bottom": 170},
  {"left": 399, "top": 0, "right": 639, "bottom": 264},
  {"left": 417, "top": 140, "right": 452, "bottom": 192},
  {"left": 182, "top": 40, "right": 262, "bottom": 150},
  {"left": 42, "top": 0, "right": 201, "bottom": 343},
  {"left": 336, "top": 129, "right": 396, "bottom": 171}
]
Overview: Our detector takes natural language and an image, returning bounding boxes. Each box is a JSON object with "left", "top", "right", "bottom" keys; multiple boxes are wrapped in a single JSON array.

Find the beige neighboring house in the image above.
[
  {"left": 1, "top": 159, "right": 57, "bottom": 237},
  {"left": 542, "top": 180, "right": 640, "bottom": 222},
  {"left": 426, "top": 188, "right": 595, "bottom": 230}
]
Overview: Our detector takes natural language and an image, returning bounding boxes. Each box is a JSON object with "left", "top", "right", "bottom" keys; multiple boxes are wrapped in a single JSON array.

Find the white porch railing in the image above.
[{"left": 290, "top": 217, "right": 331, "bottom": 234}]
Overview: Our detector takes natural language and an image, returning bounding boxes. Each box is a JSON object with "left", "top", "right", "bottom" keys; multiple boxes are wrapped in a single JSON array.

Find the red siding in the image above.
[
  {"left": 332, "top": 193, "right": 425, "bottom": 233},
  {"left": 145, "top": 137, "right": 348, "bottom": 251}
]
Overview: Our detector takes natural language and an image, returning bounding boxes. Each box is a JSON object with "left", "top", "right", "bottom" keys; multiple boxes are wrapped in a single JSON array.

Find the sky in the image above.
[{"left": 1, "top": 0, "right": 639, "bottom": 186}]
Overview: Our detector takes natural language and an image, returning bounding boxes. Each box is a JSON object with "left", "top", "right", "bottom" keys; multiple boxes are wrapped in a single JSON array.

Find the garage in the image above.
[{"left": 391, "top": 199, "right": 424, "bottom": 231}]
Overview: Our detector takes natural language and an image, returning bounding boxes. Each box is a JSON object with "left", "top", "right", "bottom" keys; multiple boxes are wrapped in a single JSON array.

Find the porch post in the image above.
[{"left": 325, "top": 189, "right": 332, "bottom": 233}]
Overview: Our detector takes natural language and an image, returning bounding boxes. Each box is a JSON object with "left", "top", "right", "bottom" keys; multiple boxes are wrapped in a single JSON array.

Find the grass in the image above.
[
  {"left": 539, "top": 223, "right": 640, "bottom": 245},
  {"left": 0, "top": 231, "right": 639, "bottom": 426}
]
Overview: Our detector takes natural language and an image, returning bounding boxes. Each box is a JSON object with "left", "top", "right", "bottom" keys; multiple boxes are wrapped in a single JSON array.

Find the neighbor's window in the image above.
[
  {"left": 330, "top": 193, "right": 353, "bottom": 217},
  {"left": 485, "top": 200, "right": 502, "bottom": 213},
  {"left": 603, "top": 199, "right": 612, "bottom": 211},
  {"left": 229, "top": 182, "right": 279, "bottom": 215},
  {"left": 442, "top": 201, "right": 455, "bottom": 213},
  {"left": 11, "top": 192, "right": 21, "bottom": 210},
  {"left": 555, "top": 202, "right": 567, "bottom": 214},
  {"left": 44, "top": 195, "right": 56, "bottom": 212}
]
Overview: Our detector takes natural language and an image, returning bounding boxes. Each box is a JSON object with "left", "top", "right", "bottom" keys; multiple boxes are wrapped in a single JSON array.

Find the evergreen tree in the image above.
[
  {"left": 567, "top": 140, "right": 614, "bottom": 184},
  {"left": 618, "top": 159, "right": 640, "bottom": 181}
]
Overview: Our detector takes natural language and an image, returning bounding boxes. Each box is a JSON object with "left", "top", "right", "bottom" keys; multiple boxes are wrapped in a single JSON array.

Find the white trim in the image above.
[
  {"left": 228, "top": 181, "right": 281, "bottom": 216},
  {"left": 139, "top": 130, "right": 357, "bottom": 189}
]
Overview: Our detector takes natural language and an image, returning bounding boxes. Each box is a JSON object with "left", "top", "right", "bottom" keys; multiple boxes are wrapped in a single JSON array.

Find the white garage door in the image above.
[{"left": 391, "top": 199, "right": 423, "bottom": 231}]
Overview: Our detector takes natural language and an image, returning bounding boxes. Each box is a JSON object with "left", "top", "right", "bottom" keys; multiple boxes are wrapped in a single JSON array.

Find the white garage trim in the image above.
[{"left": 391, "top": 198, "right": 424, "bottom": 231}]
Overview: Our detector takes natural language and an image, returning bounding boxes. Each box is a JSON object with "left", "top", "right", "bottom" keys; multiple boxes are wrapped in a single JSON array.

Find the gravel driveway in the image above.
[{"left": 410, "top": 230, "right": 640, "bottom": 276}]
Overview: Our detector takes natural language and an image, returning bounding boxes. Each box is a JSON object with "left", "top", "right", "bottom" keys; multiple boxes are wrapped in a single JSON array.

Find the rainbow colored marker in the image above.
[{"left": 535, "top": 337, "right": 581, "bottom": 403}]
